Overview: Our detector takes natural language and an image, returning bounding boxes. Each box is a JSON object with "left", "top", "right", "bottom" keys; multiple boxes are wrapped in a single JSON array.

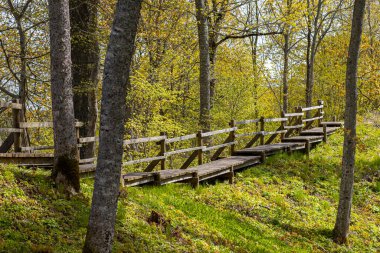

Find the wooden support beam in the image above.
[
  {"left": 197, "top": 130, "right": 203, "bottom": 165},
  {"left": 12, "top": 99, "right": 21, "bottom": 152},
  {"left": 323, "top": 124, "right": 327, "bottom": 143},
  {"left": 180, "top": 151, "right": 198, "bottom": 169},
  {"left": 244, "top": 135, "right": 260, "bottom": 149},
  {"left": 0, "top": 134, "right": 14, "bottom": 153},
  {"left": 260, "top": 117, "right": 265, "bottom": 145},
  {"left": 159, "top": 132, "right": 166, "bottom": 171},
  {"left": 191, "top": 171, "right": 199, "bottom": 188},
  {"left": 229, "top": 120, "right": 236, "bottom": 156}
]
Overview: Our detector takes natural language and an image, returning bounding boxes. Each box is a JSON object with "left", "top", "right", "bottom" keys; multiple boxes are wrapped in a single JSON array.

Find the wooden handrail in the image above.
[
  {"left": 165, "top": 146, "right": 205, "bottom": 156},
  {"left": 301, "top": 105, "right": 323, "bottom": 111},
  {"left": 235, "top": 119, "right": 260, "bottom": 125},
  {"left": 166, "top": 133, "right": 197, "bottom": 144},
  {"left": 201, "top": 127, "right": 237, "bottom": 137},
  {"left": 124, "top": 135, "right": 166, "bottom": 145},
  {"left": 123, "top": 156, "right": 165, "bottom": 166},
  {"left": 284, "top": 112, "right": 304, "bottom": 117},
  {"left": 203, "top": 141, "right": 236, "bottom": 152}
]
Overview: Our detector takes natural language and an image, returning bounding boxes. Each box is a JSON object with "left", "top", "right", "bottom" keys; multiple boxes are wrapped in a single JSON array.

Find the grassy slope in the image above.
[{"left": 0, "top": 124, "right": 379, "bottom": 253}]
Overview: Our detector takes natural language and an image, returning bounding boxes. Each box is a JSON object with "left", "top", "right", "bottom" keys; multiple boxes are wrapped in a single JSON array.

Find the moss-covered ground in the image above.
[{"left": 0, "top": 124, "right": 379, "bottom": 252}]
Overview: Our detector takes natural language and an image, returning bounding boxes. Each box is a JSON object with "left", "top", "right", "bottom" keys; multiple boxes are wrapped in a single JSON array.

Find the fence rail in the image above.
[{"left": 0, "top": 99, "right": 339, "bottom": 174}]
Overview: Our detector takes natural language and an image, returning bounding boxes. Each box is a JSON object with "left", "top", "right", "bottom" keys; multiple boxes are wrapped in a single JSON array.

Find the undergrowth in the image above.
[{"left": 0, "top": 123, "right": 379, "bottom": 252}]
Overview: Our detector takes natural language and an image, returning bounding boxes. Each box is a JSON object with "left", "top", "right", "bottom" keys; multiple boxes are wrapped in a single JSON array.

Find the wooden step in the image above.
[
  {"left": 122, "top": 172, "right": 155, "bottom": 187},
  {"left": 121, "top": 156, "right": 261, "bottom": 187},
  {"left": 300, "top": 127, "right": 340, "bottom": 136},
  {"left": 282, "top": 135, "right": 323, "bottom": 144},
  {"left": 234, "top": 143, "right": 305, "bottom": 156},
  {"left": 320, "top": 121, "right": 343, "bottom": 127}
]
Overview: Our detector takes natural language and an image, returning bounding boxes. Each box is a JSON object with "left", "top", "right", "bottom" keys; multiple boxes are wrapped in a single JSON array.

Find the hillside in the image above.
[{"left": 0, "top": 123, "right": 379, "bottom": 253}]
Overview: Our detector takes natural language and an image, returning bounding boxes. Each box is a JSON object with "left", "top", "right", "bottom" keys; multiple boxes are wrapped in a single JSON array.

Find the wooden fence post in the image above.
[
  {"left": 12, "top": 99, "right": 21, "bottom": 152},
  {"left": 229, "top": 120, "right": 236, "bottom": 155},
  {"left": 323, "top": 124, "right": 327, "bottom": 143},
  {"left": 280, "top": 111, "right": 286, "bottom": 141},
  {"left": 318, "top": 100, "right": 324, "bottom": 126},
  {"left": 260, "top": 116, "right": 265, "bottom": 145},
  {"left": 197, "top": 130, "right": 203, "bottom": 165},
  {"left": 297, "top": 106, "right": 303, "bottom": 133},
  {"left": 160, "top": 132, "right": 166, "bottom": 170}
]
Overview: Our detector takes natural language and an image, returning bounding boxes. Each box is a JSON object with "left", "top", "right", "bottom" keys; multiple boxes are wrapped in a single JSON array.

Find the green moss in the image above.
[{"left": 54, "top": 148, "right": 80, "bottom": 193}]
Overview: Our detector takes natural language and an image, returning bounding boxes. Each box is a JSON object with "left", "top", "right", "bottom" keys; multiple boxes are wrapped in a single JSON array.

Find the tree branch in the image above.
[{"left": 216, "top": 31, "right": 282, "bottom": 46}]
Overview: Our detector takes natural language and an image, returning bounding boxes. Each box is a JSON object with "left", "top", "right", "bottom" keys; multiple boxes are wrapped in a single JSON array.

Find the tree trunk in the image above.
[
  {"left": 282, "top": 0, "right": 291, "bottom": 113},
  {"left": 70, "top": 0, "right": 100, "bottom": 159},
  {"left": 333, "top": 0, "right": 366, "bottom": 244},
  {"left": 305, "top": 0, "right": 313, "bottom": 113},
  {"left": 209, "top": 41, "right": 217, "bottom": 109},
  {"left": 48, "top": 0, "right": 80, "bottom": 194},
  {"left": 83, "top": 0, "right": 142, "bottom": 252},
  {"left": 283, "top": 31, "right": 289, "bottom": 113},
  {"left": 195, "top": 0, "right": 211, "bottom": 132}
]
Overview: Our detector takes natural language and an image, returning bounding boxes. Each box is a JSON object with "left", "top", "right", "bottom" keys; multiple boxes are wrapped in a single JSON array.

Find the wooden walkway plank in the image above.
[
  {"left": 281, "top": 135, "right": 323, "bottom": 144},
  {"left": 234, "top": 143, "right": 305, "bottom": 156},
  {"left": 320, "top": 121, "right": 344, "bottom": 127},
  {"left": 300, "top": 127, "right": 340, "bottom": 136}
]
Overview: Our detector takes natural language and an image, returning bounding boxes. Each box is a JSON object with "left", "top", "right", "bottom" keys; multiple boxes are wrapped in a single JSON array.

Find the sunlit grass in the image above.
[{"left": 0, "top": 123, "right": 379, "bottom": 252}]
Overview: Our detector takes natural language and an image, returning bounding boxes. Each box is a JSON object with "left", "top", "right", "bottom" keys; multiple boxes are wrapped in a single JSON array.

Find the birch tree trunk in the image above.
[
  {"left": 195, "top": 0, "right": 211, "bottom": 132},
  {"left": 83, "top": 0, "right": 142, "bottom": 251},
  {"left": 70, "top": 0, "right": 100, "bottom": 160},
  {"left": 48, "top": 0, "right": 80, "bottom": 194},
  {"left": 333, "top": 0, "right": 366, "bottom": 244}
]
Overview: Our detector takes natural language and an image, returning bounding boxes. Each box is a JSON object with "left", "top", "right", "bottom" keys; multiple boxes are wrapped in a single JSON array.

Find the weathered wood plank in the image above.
[
  {"left": 0, "top": 128, "right": 23, "bottom": 133},
  {"left": 19, "top": 122, "right": 54, "bottom": 128},
  {"left": 301, "top": 105, "right": 323, "bottom": 111},
  {"left": 203, "top": 141, "right": 236, "bottom": 152},
  {"left": 21, "top": 145, "right": 54, "bottom": 151},
  {"left": 201, "top": 127, "right": 237, "bottom": 137},
  {"left": 165, "top": 146, "right": 204, "bottom": 156},
  {"left": 166, "top": 133, "right": 197, "bottom": 144},
  {"left": 302, "top": 116, "right": 323, "bottom": 123},
  {"left": 123, "top": 156, "right": 165, "bottom": 166},
  {"left": 78, "top": 136, "right": 99, "bottom": 143},
  {"left": 235, "top": 131, "right": 262, "bottom": 138},
  {"left": 263, "top": 117, "right": 287, "bottom": 122},
  {"left": 124, "top": 135, "right": 166, "bottom": 145},
  {"left": 283, "top": 124, "right": 304, "bottom": 129},
  {"left": 235, "top": 119, "right": 260, "bottom": 125},
  {"left": 284, "top": 112, "right": 304, "bottom": 117}
]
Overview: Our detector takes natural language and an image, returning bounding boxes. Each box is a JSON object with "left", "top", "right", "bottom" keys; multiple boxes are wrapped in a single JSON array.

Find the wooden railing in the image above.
[
  {"left": 0, "top": 100, "right": 96, "bottom": 167},
  {"left": 1, "top": 99, "right": 337, "bottom": 171}
]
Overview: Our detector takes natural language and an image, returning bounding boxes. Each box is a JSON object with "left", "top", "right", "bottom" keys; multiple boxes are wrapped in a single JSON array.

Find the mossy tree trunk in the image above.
[
  {"left": 83, "top": 0, "right": 142, "bottom": 252},
  {"left": 48, "top": 0, "right": 80, "bottom": 194},
  {"left": 70, "top": 0, "right": 100, "bottom": 160},
  {"left": 195, "top": 0, "right": 211, "bottom": 132},
  {"left": 333, "top": 0, "right": 366, "bottom": 244}
]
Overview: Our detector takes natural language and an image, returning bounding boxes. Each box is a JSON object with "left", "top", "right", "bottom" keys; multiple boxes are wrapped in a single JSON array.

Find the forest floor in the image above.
[{"left": 0, "top": 123, "right": 379, "bottom": 253}]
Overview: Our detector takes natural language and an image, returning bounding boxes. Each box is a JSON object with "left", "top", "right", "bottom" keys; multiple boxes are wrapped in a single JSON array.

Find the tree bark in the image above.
[
  {"left": 83, "top": 0, "right": 142, "bottom": 252},
  {"left": 283, "top": 31, "right": 289, "bottom": 113},
  {"left": 48, "top": 0, "right": 80, "bottom": 194},
  {"left": 333, "top": 0, "right": 366, "bottom": 244},
  {"left": 282, "top": 0, "right": 291, "bottom": 113},
  {"left": 195, "top": 0, "right": 211, "bottom": 132},
  {"left": 70, "top": 0, "right": 100, "bottom": 159}
]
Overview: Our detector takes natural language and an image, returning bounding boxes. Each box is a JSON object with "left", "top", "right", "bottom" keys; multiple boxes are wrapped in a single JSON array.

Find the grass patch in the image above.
[{"left": 0, "top": 123, "right": 379, "bottom": 252}]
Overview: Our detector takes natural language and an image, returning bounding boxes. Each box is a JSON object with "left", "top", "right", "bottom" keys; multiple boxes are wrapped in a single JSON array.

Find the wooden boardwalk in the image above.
[
  {"left": 121, "top": 125, "right": 340, "bottom": 187},
  {"left": 0, "top": 99, "right": 343, "bottom": 187}
]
